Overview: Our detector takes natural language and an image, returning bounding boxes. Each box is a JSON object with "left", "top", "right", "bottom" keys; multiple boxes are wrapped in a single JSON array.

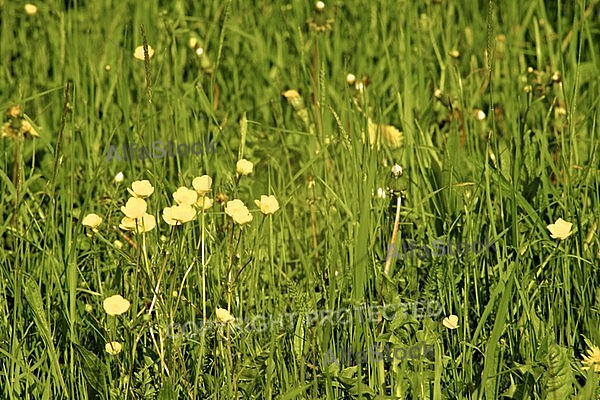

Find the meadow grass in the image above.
[{"left": 1, "top": 0, "right": 599, "bottom": 398}]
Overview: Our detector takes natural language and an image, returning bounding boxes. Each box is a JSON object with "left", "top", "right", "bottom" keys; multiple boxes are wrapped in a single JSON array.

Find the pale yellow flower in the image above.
[
  {"left": 82, "top": 213, "right": 102, "bottom": 230},
  {"left": 162, "top": 204, "right": 196, "bottom": 225},
  {"left": 282, "top": 90, "right": 304, "bottom": 110},
  {"left": 103, "top": 295, "right": 130, "bottom": 316},
  {"left": 127, "top": 180, "right": 154, "bottom": 198},
  {"left": 119, "top": 216, "right": 137, "bottom": 231},
  {"left": 442, "top": 315, "right": 459, "bottom": 330},
  {"left": 547, "top": 218, "right": 573, "bottom": 240},
  {"left": 196, "top": 196, "right": 214, "bottom": 210},
  {"left": 215, "top": 308, "right": 235, "bottom": 324},
  {"left": 136, "top": 213, "right": 156, "bottom": 233},
  {"left": 581, "top": 344, "right": 600, "bottom": 372},
  {"left": 172, "top": 186, "right": 198, "bottom": 206},
  {"left": 121, "top": 197, "right": 147, "bottom": 219},
  {"left": 105, "top": 341, "right": 122, "bottom": 355},
  {"left": 133, "top": 45, "right": 154, "bottom": 60},
  {"left": 192, "top": 175, "right": 212, "bottom": 195},
  {"left": 254, "top": 195, "right": 280, "bottom": 215},
  {"left": 236, "top": 159, "right": 254, "bottom": 176},
  {"left": 24, "top": 4, "right": 38, "bottom": 15},
  {"left": 364, "top": 118, "right": 403, "bottom": 149},
  {"left": 225, "top": 199, "right": 253, "bottom": 225},
  {"left": 119, "top": 213, "right": 156, "bottom": 233}
]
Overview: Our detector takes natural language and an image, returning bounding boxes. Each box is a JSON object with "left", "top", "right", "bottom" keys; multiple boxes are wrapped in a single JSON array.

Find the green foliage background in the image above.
[{"left": 0, "top": 0, "right": 599, "bottom": 398}]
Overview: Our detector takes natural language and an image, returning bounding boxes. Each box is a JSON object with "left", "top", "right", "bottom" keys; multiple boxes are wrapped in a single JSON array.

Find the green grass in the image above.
[{"left": 1, "top": 0, "right": 599, "bottom": 398}]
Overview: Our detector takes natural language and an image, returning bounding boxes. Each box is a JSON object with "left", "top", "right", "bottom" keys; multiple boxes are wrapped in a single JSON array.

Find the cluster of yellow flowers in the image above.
[
  {"left": 119, "top": 180, "right": 156, "bottom": 232},
  {"left": 162, "top": 175, "right": 214, "bottom": 226},
  {"left": 81, "top": 159, "right": 280, "bottom": 234}
]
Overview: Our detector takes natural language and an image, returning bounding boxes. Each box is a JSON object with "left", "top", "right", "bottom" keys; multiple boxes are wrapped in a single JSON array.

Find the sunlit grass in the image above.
[{"left": 1, "top": 0, "right": 599, "bottom": 398}]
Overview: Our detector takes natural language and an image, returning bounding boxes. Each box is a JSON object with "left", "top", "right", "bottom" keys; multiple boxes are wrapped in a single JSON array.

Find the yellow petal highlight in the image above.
[
  {"left": 215, "top": 308, "right": 235, "bottom": 324},
  {"left": 546, "top": 218, "right": 573, "bottom": 240},
  {"left": 82, "top": 213, "right": 102, "bottom": 229},
  {"left": 105, "top": 341, "right": 122, "bottom": 355},
  {"left": 442, "top": 315, "right": 459, "bottom": 330},
  {"left": 254, "top": 195, "right": 280, "bottom": 215},
  {"left": 103, "top": 295, "right": 130, "bottom": 316},
  {"left": 121, "top": 197, "right": 147, "bottom": 219},
  {"left": 192, "top": 175, "right": 212, "bottom": 195},
  {"left": 173, "top": 186, "right": 198, "bottom": 205}
]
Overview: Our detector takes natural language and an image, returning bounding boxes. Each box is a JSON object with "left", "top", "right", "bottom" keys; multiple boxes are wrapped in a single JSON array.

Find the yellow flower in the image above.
[
  {"left": 196, "top": 196, "right": 214, "bottom": 210},
  {"left": 173, "top": 186, "right": 198, "bottom": 206},
  {"left": 547, "top": 218, "right": 573, "bottom": 240},
  {"left": 121, "top": 197, "right": 147, "bottom": 219},
  {"left": 119, "top": 216, "right": 137, "bottom": 231},
  {"left": 365, "top": 118, "right": 403, "bottom": 149},
  {"left": 254, "top": 195, "right": 280, "bottom": 215},
  {"left": 105, "top": 341, "right": 122, "bottom": 355},
  {"left": 442, "top": 315, "right": 459, "bottom": 330},
  {"left": 82, "top": 213, "right": 102, "bottom": 230},
  {"left": 137, "top": 213, "right": 156, "bottom": 232},
  {"left": 225, "top": 200, "right": 253, "bottom": 225},
  {"left": 581, "top": 344, "right": 600, "bottom": 372},
  {"left": 192, "top": 175, "right": 212, "bottom": 195},
  {"left": 127, "top": 180, "right": 154, "bottom": 198},
  {"left": 236, "top": 159, "right": 254, "bottom": 176},
  {"left": 103, "top": 295, "right": 130, "bottom": 316},
  {"left": 215, "top": 308, "right": 235, "bottom": 324},
  {"left": 119, "top": 213, "right": 156, "bottom": 233},
  {"left": 133, "top": 45, "right": 155, "bottom": 60},
  {"left": 162, "top": 204, "right": 196, "bottom": 225},
  {"left": 24, "top": 4, "right": 38, "bottom": 16}
]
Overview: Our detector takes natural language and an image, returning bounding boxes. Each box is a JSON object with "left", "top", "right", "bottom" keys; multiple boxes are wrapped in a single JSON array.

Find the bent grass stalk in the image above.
[{"left": 383, "top": 195, "right": 402, "bottom": 276}]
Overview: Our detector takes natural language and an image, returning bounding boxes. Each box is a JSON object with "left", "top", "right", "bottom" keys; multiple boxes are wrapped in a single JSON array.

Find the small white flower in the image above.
[
  {"left": 391, "top": 164, "right": 403, "bottom": 176},
  {"left": 376, "top": 187, "right": 387, "bottom": 199},
  {"left": 114, "top": 172, "right": 124, "bottom": 183}
]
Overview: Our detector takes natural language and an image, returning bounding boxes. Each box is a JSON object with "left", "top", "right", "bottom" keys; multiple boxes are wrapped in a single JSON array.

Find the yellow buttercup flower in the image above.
[
  {"left": 127, "top": 180, "right": 154, "bottom": 198},
  {"left": 215, "top": 308, "right": 235, "bottom": 324},
  {"left": 162, "top": 204, "right": 196, "bottom": 225},
  {"left": 442, "top": 315, "right": 459, "bottom": 330},
  {"left": 225, "top": 199, "right": 253, "bottom": 225},
  {"left": 365, "top": 118, "right": 403, "bottom": 149},
  {"left": 254, "top": 195, "right": 280, "bottom": 215},
  {"left": 105, "top": 341, "right": 122, "bottom": 355},
  {"left": 119, "top": 213, "right": 156, "bottom": 233},
  {"left": 119, "top": 217, "right": 137, "bottom": 231},
  {"left": 133, "top": 45, "right": 154, "bottom": 60},
  {"left": 24, "top": 4, "right": 38, "bottom": 15},
  {"left": 547, "top": 218, "right": 573, "bottom": 240},
  {"left": 103, "top": 295, "right": 130, "bottom": 316},
  {"left": 196, "top": 196, "right": 214, "bottom": 210},
  {"left": 82, "top": 213, "right": 102, "bottom": 230},
  {"left": 581, "top": 344, "right": 600, "bottom": 372},
  {"left": 236, "top": 159, "right": 254, "bottom": 176},
  {"left": 192, "top": 175, "right": 212, "bottom": 195},
  {"left": 173, "top": 186, "right": 198, "bottom": 206},
  {"left": 121, "top": 197, "right": 147, "bottom": 219},
  {"left": 137, "top": 213, "right": 156, "bottom": 232}
]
